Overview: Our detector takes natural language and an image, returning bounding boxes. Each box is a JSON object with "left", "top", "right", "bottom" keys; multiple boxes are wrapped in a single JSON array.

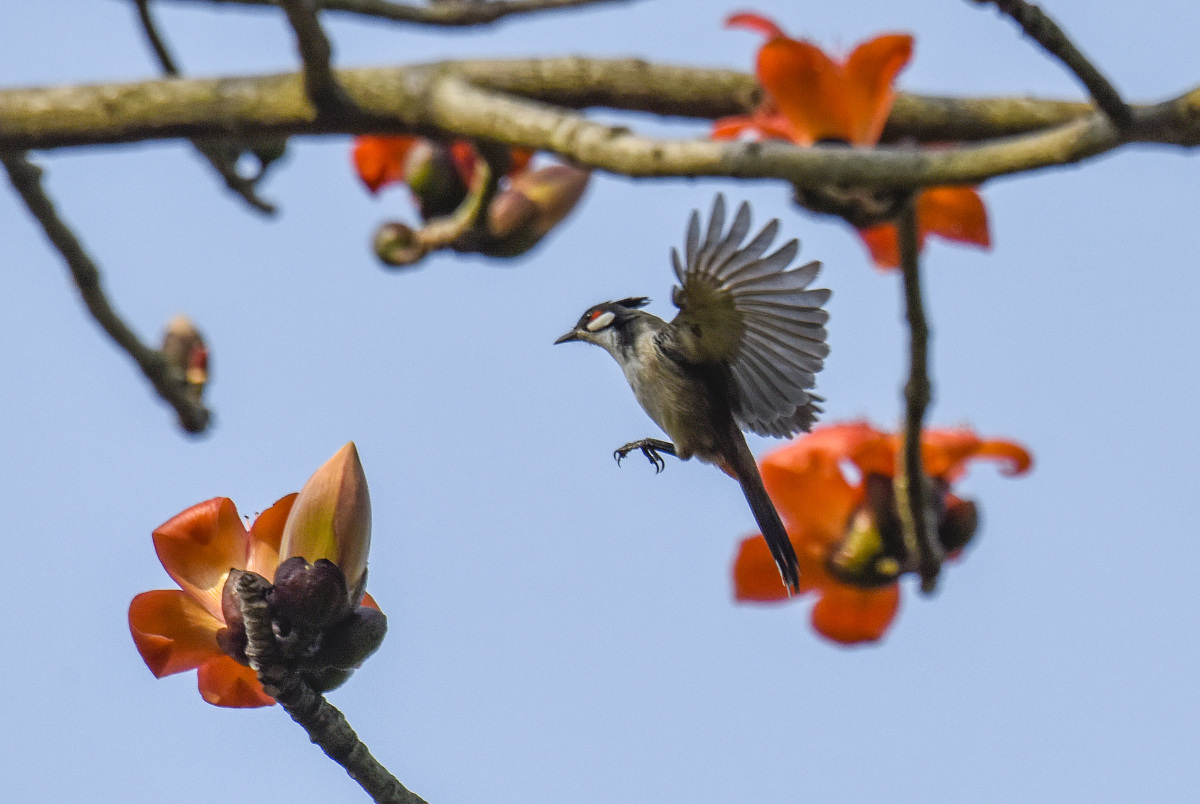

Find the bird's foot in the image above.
[{"left": 614, "top": 439, "right": 677, "bottom": 473}]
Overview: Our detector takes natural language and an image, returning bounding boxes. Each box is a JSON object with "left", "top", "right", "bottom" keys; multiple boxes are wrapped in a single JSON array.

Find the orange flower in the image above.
[
  {"left": 732, "top": 422, "right": 1031, "bottom": 645},
  {"left": 717, "top": 12, "right": 991, "bottom": 270},
  {"left": 353, "top": 135, "right": 421, "bottom": 194},
  {"left": 129, "top": 444, "right": 381, "bottom": 708},
  {"left": 352, "top": 135, "right": 533, "bottom": 198},
  {"left": 129, "top": 496, "right": 291, "bottom": 707}
]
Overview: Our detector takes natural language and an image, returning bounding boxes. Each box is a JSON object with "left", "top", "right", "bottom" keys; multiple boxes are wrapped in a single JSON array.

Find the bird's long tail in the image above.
[{"left": 727, "top": 434, "right": 801, "bottom": 594}]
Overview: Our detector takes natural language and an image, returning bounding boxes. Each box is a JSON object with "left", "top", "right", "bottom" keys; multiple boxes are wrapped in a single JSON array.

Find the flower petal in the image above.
[
  {"left": 974, "top": 439, "right": 1034, "bottom": 476},
  {"left": 724, "top": 11, "right": 787, "bottom": 40},
  {"left": 843, "top": 34, "right": 913, "bottom": 146},
  {"left": 507, "top": 147, "right": 535, "bottom": 176},
  {"left": 129, "top": 590, "right": 224, "bottom": 678},
  {"left": 760, "top": 423, "right": 885, "bottom": 533},
  {"left": 246, "top": 493, "right": 297, "bottom": 578},
  {"left": 353, "top": 135, "right": 418, "bottom": 194},
  {"left": 918, "top": 186, "right": 991, "bottom": 248},
  {"left": 756, "top": 37, "right": 849, "bottom": 146},
  {"left": 712, "top": 114, "right": 760, "bottom": 141},
  {"left": 810, "top": 582, "right": 900, "bottom": 644},
  {"left": 153, "top": 497, "right": 248, "bottom": 621},
  {"left": 197, "top": 655, "right": 275, "bottom": 708},
  {"left": 920, "top": 429, "right": 1033, "bottom": 480},
  {"left": 857, "top": 222, "right": 902, "bottom": 270},
  {"left": 732, "top": 534, "right": 792, "bottom": 602},
  {"left": 448, "top": 140, "right": 479, "bottom": 186}
]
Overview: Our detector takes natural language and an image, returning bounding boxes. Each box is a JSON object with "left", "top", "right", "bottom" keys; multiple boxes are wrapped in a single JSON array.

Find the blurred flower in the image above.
[
  {"left": 716, "top": 11, "right": 990, "bottom": 269},
  {"left": 352, "top": 135, "right": 533, "bottom": 219},
  {"left": 129, "top": 443, "right": 383, "bottom": 708},
  {"left": 355, "top": 135, "right": 589, "bottom": 261},
  {"left": 732, "top": 422, "right": 1031, "bottom": 645},
  {"left": 160, "top": 315, "right": 208, "bottom": 405}
]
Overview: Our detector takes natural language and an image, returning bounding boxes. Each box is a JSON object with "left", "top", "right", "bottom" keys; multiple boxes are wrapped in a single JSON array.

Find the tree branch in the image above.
[
  {"left": 155, "top": 0, "right": 636, "bottom": 27},
  {"left": 970, "top": 0, "right": 1131, "bottom": 128},
  {"left": 235, "top": 572, "right": 427, "bottom": 804},
  {"left": 277, "top": 0, "right": 355, "bottom": 116},
  {"left": 132, "top": 0, "right": 278, "bottom": 214},
  {"left": 1, "top": 60, "right": 1196, "bottom": 188},
  {"left": 894, "top": 196, "right": 941, "bottom": 594},
  {"left": 1, "top": 152, "right": 211, "bottom": 433}
]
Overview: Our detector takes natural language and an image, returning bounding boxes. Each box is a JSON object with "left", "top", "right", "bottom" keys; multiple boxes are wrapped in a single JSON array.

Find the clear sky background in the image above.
[{"left": 2, "top": 1, "right": 1198, "bottom": 802}]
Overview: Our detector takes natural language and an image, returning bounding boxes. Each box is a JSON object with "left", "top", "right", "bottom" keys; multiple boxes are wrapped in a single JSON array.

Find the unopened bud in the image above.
[
  {"left": 161, "top": 315, "right": 208, "bottom": 403},
  {"left": 404, "top": 141, "right": 470, "bottom": 219},
  {"left": 279, "top": 443, "right": 372, "bottom": 596},
  {"left": 374, "top": 222, "right": 428, "bottom": 267},
  {"left": 481, "top": 164, "right": 590, "bottom": 257}
]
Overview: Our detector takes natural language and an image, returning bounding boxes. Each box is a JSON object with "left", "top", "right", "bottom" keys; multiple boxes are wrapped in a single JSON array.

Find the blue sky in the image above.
[{"left": 2, "top": 1, "right": 1198, "bottom": 802}]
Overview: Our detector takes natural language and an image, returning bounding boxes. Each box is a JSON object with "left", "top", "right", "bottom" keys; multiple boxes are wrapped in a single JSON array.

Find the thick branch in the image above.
[
  {"left": 132, "top": 0, "right": 278, "bottom": 213},
  {"left": 1, "top": 60, "right": 1197, "bottom": 188},
  {"left": 1, "top": 152, "right": 211, "bottom": 433},
  {"left": 894, "top": 197, "right": 941, "bottom": 594},
  {"left": 157, "top": 0, "right": 635, "bottom": 27},
  {"left": 971, "top": 0, "right": 1131, "bottom": 127},
  {"left": 235, "top": 572, "right": 426, "bottom": 804}
]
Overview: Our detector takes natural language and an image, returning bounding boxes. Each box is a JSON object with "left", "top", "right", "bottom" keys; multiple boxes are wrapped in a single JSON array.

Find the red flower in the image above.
[
  {"left": 353, "top": 135, "right": 421, "bottom": 195},
  {"left": 732, "top": 422, "right": 1031, "bottom": 645},
  {"left": 129, "top": 444, "right": 380, "bottom": 707},
  {"left": 352, "top": 135, "right": 533, "bottom": 197},
  {"left": 716, "top": 12, "right": 991, "bottom": 269}
]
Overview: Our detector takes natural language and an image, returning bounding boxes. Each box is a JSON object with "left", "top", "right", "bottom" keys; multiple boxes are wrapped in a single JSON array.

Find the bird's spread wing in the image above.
[{"left": 669, "top": 194, "right": 831, "bottom": 438}]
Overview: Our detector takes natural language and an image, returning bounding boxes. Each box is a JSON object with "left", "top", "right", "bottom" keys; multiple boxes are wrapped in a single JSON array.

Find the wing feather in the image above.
[{"left": 670, "top": 194, "right": 832, "bottom": 438}]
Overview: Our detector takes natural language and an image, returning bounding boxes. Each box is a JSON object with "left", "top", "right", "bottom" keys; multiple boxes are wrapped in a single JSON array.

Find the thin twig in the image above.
[
  {"left": 235, "top": 572, "right": 427, "bottom": 804},
  {"left": 277, "top": 0, "right": 354, "bottom": 116},
  {"left": 132, "top": 0, "right": 278, "bottom": 214},
  {"left": 970, "top": 0, "right": 1131, "bottom": 128},
  {"left": 1, "top": 152, "right": 211, "bottom": 433},
  {"left": 134, "top": 0, "right": 181, "bottom": 74},
  {"left": 158, "top": 0, "right": 634, "bottom": 27},
  {"left": 894, "top": 196, "right": 942, "bottom": 594}
]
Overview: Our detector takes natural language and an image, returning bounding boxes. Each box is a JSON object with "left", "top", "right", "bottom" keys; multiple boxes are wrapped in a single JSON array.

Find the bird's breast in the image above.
[{"left": 622, "top": 334, "right": 726, "bottom": 462}]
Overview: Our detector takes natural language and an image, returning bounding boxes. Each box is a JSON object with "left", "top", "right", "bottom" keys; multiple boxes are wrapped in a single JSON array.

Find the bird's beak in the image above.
[{"left": 554, "top": 330, "right": 581, "bottom": 345}]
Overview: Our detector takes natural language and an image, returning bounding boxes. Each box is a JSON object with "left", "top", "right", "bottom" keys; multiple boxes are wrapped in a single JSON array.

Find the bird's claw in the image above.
[{"left": 613, "top": 440, "right": 671, "bottom": 473}]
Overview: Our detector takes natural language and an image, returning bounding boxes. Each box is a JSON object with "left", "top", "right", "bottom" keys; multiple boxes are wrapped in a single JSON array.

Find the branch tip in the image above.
[{"left": 1, "top": 151, "right": 212, "bottom": 435}]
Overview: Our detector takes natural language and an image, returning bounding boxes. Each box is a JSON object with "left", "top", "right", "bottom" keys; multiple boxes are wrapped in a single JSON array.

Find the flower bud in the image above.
[
  {"left": 404, "top": 140, "right": 470, "bottom": 219},
  {"left": 160, "top": 315, "right": 208, "bottom": 404},
  {"left": 482, "top": 164, "right": 590, "bottom": 257},
  {"left": 279, "top": 443, "right": 372, "bottom": 596},
  {"left": 374, "top": 222, "right": 428, "bottom": 267}
]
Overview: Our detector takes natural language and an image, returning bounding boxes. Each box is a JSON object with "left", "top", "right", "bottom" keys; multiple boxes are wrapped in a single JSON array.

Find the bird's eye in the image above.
[{"left": 586, "top": 310, "right": 615, "bottom": 332}]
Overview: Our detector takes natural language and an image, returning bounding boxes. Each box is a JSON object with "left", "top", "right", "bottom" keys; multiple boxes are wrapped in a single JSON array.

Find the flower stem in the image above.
[
  {"left": 895, "top": 196, "right": 943, "bottom": 593},
  {"left": 235, "top": 572, "right": 426, "bottom": 804}
]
